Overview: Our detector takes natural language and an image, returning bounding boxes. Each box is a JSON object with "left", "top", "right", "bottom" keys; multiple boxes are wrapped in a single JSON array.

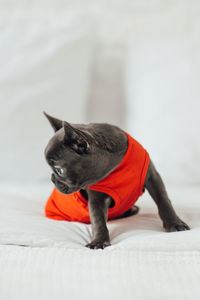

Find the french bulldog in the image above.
[{"left": 44, "top": 112, "right": 190, "bottom": 249}]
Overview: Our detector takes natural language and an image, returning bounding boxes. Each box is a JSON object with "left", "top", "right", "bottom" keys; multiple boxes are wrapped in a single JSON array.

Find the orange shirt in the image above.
[{"left": 45, "top": 132, "right": 150, "bottom": 223}]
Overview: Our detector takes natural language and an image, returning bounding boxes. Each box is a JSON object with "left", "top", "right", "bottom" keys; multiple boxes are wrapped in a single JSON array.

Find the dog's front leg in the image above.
[
  {"left": 85, "top": 189, "right": 112, "bottom": 249},
  {"left": 144, "top": 160, "right": 190, "bottom": 232}
]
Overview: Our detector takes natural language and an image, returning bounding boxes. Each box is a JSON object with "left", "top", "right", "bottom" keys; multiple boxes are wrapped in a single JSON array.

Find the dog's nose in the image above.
[{"left": 51, "top": 173, "right": 56, "bottom": 184}]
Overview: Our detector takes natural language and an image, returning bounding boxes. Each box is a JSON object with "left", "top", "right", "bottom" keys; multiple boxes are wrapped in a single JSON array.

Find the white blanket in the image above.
[{"left": 0, "top": 183, "right": 200, "bottom": 299}]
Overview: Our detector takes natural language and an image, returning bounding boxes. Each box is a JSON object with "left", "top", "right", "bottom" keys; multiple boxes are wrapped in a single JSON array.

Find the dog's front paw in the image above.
[
  {"left": 85, "top": 239, "right": 111, "bottom": 249},
  {"left": 163, "top": 217, "right": 190, "bottom": 232}
]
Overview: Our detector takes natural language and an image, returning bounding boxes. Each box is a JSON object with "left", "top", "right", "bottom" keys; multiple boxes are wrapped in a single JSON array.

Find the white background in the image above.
[{"left": 0, "top": 2, "right": 200, "bottom": 299}]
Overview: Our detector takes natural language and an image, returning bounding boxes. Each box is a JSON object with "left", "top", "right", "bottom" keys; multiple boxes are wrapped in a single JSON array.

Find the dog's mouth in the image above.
[{"left": 51, "top": 173, "right": 80, "bottom": 194}]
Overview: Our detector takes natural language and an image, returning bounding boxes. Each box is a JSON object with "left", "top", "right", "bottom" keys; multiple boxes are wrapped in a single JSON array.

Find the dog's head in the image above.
[{"left": 44, "top": 112, "right": 105, "bottom": 194}]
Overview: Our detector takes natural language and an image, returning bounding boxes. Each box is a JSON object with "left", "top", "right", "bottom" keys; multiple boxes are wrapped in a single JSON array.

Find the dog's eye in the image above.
[{"left": 54, "top": 166, "right": 64, "bottom": 176}]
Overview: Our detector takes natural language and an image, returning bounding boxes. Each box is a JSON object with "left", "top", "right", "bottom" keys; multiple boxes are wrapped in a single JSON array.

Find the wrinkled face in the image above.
[
  {"left": 45, "top": 132, "right": 80, "bottom": 194},
  {"left": 44, "top": 112, "right": 93, "bottom": 194}
]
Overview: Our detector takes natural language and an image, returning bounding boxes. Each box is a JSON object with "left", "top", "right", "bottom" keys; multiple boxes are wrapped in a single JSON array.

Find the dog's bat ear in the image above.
[
  {"left": 63, "top": 121, "right": 90, "bottom": 154},
  {"left": 43, "top": 111, "right": 63, "bottom": 132}
]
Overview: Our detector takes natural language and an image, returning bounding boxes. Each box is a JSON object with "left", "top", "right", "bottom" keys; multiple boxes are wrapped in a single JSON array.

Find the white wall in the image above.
[{"left": 0, "top": 0, "right": 199, "bottom": 127}]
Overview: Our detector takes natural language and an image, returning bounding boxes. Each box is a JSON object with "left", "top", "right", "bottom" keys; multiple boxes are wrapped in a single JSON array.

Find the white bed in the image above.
[{"left": 0, "top": 183, "right": 200, "bottom": 300}]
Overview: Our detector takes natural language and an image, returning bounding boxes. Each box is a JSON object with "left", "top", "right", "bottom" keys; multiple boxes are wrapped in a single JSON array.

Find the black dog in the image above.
[{"left": 44, "top": 112, "right": 190, "bottom": 249}]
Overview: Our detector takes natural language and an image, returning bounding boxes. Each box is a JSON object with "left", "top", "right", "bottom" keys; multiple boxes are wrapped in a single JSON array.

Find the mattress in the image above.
[{"left": 0, "top": 183, "right": 200, "bottom": 299}]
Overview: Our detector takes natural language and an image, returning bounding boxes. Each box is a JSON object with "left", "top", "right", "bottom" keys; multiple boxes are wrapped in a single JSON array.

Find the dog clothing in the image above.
[{"left": 45, "top": 131, "right": 150, "bottom": 223}]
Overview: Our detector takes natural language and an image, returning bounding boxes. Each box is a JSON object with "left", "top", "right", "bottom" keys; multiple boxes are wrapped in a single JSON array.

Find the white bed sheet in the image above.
[
  {"left": 0, "top": 183, "right": 200, "bottom": 300},
  {"left": 0, "top": 183, "right": 199, "bottom": 250}
]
